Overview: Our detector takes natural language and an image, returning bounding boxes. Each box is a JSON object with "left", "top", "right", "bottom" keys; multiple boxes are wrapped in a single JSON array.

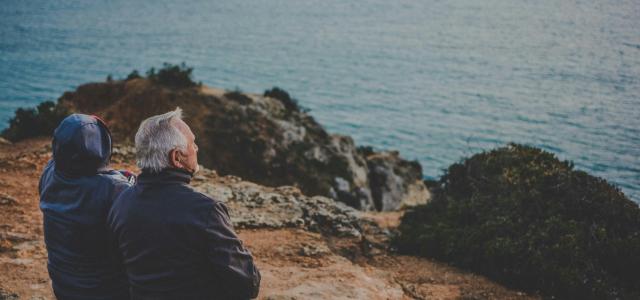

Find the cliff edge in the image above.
[{"left": 0, "top": 138, "right": 535, "bottom": 300}]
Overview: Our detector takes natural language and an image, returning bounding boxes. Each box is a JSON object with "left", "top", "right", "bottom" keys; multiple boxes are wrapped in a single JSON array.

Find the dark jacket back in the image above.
[
  {"left": 107, "top": 168, "right": 260, "bottom": 300},
  {"left": 39, "top": 114, "right": 132, "bottom": 300}
]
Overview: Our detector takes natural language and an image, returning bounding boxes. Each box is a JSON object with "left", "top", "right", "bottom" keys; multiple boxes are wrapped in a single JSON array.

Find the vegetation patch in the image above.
[
  {"left": 1, "top": 101, "right": 69, "bottom": 142},
  {"left": 146, "top": 62, "right": 198, "bottom": 89},
  {"left": 394, "top": 144, "right": 640, "bottom": 299},
  {"left": 224, "top": 90, "right": 253, "bottom": 105},
  {"left": 264, "top": 87, "right": 301, "bottom": 113},
  {"left": 125, "top": 69, "right": 142, "bottom": 81}
]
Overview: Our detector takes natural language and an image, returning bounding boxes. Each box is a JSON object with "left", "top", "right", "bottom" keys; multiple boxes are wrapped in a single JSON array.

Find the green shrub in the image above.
[
  {"left": 126, "top": 69, "right": 141, "bottom": 81},
  {"left": 147, "top": 63, "right": 197, "bottom": 89},
  {"left": 224, "top": 89, "right": 252, "bottom": 105},
  {"left": 1, "top": 101, "right": 69, "bottom": 142},
  {"left": 264, "top": 87, "right": 300, "bottom": 112},
  {"left": 394, "top": 144, "right": 640, "bottom": 299},
  {"left": 356, "top": 145, "right": 375, "bottom": 157}
]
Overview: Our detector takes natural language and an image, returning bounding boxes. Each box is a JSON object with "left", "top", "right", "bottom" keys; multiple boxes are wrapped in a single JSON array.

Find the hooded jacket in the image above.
[
  {"left": 107, "top": 168, "right": 261, "bottom": 300},
  {"left": 39, "top": 114, "right": 132, "bottom": 300}
]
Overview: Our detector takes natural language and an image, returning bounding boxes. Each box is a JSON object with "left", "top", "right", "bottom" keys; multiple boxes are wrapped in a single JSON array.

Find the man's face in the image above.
[{"left": 172, "top": 118, "right": 199, "bottom": 174}]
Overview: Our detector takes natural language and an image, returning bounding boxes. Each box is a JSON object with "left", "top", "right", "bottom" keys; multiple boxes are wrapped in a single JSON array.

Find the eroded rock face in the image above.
[
  {"left": 364, "top": 151, "right": 430, "bottom": 211},
  {"left": 59, "top": 79, "right": 429, "bottom": 210}
]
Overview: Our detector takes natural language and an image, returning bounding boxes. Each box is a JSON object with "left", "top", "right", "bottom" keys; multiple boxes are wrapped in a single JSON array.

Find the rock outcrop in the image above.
[
  {"left": 362, "top": 150, "right": 429, "bottom": 211},
  {"left": 112, "top": 145, "right": 380, "bottom": 239},
  {"left": 57, "top": 78, "right": 429, "bottom": 210},
  {"left": 192, "top": 168, "right": 366, "bottom": 237}
]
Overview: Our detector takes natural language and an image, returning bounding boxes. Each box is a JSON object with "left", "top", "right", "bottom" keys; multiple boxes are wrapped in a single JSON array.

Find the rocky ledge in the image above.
[
  {"left": 59, "top": 78, "right": 429, "bottom": 211},
  {"left": 113, "top": 146, "right": 390, "bottom": 247}
]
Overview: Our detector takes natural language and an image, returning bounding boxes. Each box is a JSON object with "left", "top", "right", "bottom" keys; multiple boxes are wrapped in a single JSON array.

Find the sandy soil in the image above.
[{"left": 0, "top": 138, "right": 537, "bottom": 300}]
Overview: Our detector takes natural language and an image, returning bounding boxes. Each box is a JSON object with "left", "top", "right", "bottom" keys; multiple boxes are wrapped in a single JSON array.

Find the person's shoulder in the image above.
[
  {"left": 184, "top": 188, "right": 224, "bottom": 208},
  {"left": 97, "top": 170, "right": 134, "bottom": 186},
  {"left": 39, "top": 160, "right": 55, "bottom": 185},
  {"left": 181, "top": 188, "right": 230, "bottom": 217},
  {"left": 94, "top": 170, "right": 134, "bottom": 196}
]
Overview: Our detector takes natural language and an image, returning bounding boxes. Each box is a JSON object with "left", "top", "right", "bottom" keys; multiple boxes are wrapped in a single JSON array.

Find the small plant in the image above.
[
  {"left": 146, "top": 67, "right": 156, "bottom": 78},
  {"left": 357, "top": 145, "right": 375, "bottom": 157},
  {"left": 224, "top": 88, "right": 252, "bottom": 105},
  {"left": 147, "top": 63, "right": 196, "bottom": 89},
  {"left": 1, "top": 101, "right": 69, "bottom": 142},
  {"left": 126, "top": 70, "right": 141, "bottom": 81},
  {"left": 394, "top": 144, "right": 640, "bottom": 299},
  {"left": 264, "top": 87, "right": 301, "bottom": 112}
]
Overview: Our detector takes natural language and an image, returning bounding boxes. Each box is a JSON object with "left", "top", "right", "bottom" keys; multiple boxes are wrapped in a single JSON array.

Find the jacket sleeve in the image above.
[
  {"left": 205, "top": 201, "right": 261, "bottom": 299},
  {"left": 38, "top": 160, "right": 55, "bottom": 196}
]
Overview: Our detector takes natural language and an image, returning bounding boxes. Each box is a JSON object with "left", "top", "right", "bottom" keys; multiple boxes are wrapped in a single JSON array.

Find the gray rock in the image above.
[
  {"left": 0, "top": 289, "right": 19, "bottom": 300},
  {"left": 365, "top": 151, "right": 430, "bottom": 211},
  {"left": 0, "top": 194, "right": 18, "bottom": 206},
  {"left": 191, "top": 170, "right": 369, "bottom": 238}
]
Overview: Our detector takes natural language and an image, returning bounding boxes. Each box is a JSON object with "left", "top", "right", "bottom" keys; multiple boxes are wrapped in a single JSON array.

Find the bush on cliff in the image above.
[
  {"left": 264, "top": 87, "right": 300, "bottom": 112},
  {"left": 2, "top": 101, "right": 69, "bottom": 142},
  {"left": 394, "top": 144, "right": 640, "bottom": 299},
  {"left": 125, "top": 70, "right": 141, "bottom": 81},
  {"left": 224, "top": 89, "right": 252, "bottom": 105},
  {"left": 146, "top": 63, "right": 197, "bottom": 89}
]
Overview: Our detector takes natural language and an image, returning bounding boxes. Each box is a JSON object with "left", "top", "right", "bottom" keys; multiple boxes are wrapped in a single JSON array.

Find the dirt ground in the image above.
[{"left": 0, "top": 138, "right": 537, "bottom": 300}]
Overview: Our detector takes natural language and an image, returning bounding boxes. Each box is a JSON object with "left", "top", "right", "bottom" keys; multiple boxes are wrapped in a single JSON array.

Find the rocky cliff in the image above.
[{"left": 57, "top": 78, "right": 428, "bottom": 211}]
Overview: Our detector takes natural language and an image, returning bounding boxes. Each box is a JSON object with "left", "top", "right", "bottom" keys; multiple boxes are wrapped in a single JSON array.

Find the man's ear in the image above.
[{"left": 169, "top": 149, "right": 183, "bottom": 168}]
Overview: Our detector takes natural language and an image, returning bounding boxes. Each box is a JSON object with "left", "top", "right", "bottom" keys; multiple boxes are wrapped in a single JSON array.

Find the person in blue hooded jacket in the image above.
[{"left": 39, "top": 114, "right": 134, "bottom": 300}]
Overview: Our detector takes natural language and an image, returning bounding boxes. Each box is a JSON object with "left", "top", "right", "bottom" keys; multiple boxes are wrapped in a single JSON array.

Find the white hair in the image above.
[{"left": 135, "top": 107, "right": 188, "bottom": 173}]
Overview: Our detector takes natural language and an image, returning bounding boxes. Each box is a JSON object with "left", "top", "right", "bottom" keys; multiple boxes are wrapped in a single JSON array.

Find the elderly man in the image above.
[{"left": 107, "top": 108, "right": 260, "bottom": 299}]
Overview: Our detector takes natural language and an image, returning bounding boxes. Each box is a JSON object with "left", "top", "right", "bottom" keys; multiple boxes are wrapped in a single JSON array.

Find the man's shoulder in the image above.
[
  {"left": 169, "top": 187, "right": 231, "bottom": 228},
  {"left": 182, "top": 187, "right": 225, "bottom": 209},
  {"left": 179, "top": 187, "right": 231, "bottom": 218}
]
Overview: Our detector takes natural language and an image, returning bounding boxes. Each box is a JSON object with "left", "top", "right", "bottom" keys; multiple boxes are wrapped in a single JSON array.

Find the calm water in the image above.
[{"left": 1, "top": 0, "right": 639, "bottom": 202}]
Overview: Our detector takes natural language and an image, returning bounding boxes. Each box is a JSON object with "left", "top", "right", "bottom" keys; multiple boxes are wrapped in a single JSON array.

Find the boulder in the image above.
[
  {"left": 191, "top": 167, "right": 365, "bottom": 237},
  {"left": 364, "top": 151, "right": 430, "bottom": 210}
]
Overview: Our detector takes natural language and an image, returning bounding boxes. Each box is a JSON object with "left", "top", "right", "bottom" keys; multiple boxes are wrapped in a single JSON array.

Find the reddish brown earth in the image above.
[{"left": 0, "top": 138, "right": 537, "bottom": 300}]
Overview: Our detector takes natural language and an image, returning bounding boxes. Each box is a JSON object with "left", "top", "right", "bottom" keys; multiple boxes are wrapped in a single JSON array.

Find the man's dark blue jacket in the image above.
[
  {"left": 39, "top": 114, "right": 132, "bottom": 300},
  {"left": 107, "top": 168, "right": 261, "bottom": 300}
]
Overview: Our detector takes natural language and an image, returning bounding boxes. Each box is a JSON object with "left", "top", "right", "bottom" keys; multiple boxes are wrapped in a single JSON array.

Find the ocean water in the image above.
[{"left": 1, "top": 0, "right": 639, "bottom": 202}]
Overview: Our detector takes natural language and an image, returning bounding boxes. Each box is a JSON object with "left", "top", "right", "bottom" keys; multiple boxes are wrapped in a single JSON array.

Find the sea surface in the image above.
[{"left": 1, "top": 0, "right": 639, "bottom": 202}]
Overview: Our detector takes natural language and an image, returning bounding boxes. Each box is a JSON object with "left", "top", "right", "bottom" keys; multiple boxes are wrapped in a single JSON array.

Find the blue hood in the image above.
[{"left": 52, "top": 114, "right": 112, "bottom": 176}]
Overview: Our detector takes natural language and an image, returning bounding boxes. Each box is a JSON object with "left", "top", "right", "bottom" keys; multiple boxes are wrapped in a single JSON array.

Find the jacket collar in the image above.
[{"left": 138, "top": 168, "right": 192, "bottom": 185}]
